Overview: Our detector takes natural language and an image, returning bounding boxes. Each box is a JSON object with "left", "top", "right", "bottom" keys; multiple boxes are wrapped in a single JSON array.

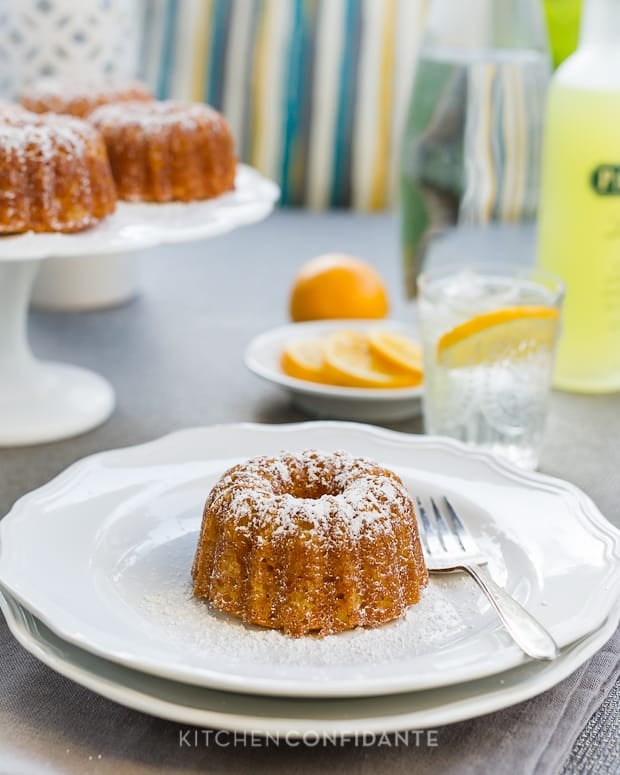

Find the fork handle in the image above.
[{"left": 460, "top": 564, "right": 559, "bottom": 661}]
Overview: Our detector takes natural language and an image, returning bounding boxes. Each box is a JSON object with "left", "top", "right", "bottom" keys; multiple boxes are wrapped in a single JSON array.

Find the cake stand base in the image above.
[
  {"left": 0, "top": 261, "right": 115, "bottom": 446},
  {"left": 0, "top": 361, "right": 115, "bottom": 446},
  {"left": 0, "top": 165, "right": 279, "bottom": 446}
]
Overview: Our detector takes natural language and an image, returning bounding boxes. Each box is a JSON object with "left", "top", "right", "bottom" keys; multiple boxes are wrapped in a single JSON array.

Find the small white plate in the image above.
[
  {"left": 1, "top": 586, "right": 617, "bottom": 736},
  {"left": 0, "top": 422, "right": 618, "bottom": 699},
  {"left": 245, "top": 320, "right": 423, "bottom": 422}
]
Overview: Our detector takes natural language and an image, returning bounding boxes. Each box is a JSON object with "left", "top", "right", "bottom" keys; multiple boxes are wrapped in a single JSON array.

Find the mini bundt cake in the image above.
[
  {"left": 192, "top": 450, "right": 428, "bottom": 637},
  {"left": 21, "top": 78, "right": 153, "bottom": 118},
  {"left": 0, "top": 111, "right": 116, "bottom": 233},
  {"left": 89, "top": 100, "right": 236, "bottom": 202}
]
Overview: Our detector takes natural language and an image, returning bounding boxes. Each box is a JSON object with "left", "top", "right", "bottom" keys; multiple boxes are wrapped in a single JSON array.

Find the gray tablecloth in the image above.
[{"left": 0, "top": 211, "right": 618, "bottom": 774}]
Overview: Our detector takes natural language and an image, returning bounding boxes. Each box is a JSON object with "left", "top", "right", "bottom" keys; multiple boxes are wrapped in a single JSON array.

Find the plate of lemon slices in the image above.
[{"left": 244, "top": 320, "right": 424, "bottom": 422}]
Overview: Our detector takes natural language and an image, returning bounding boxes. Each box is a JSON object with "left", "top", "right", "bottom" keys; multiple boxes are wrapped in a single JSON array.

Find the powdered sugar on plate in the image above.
[
  {"left": 87, "top": 461, "right": 523, "bottom": 693},
  {"left": 138, "top": 529, "right": 488, "bottom": 672}
]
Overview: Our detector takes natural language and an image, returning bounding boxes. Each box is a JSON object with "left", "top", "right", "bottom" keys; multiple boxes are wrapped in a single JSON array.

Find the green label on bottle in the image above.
[{"left": 591, "top": 165, "right": 620, "bottom": 195}]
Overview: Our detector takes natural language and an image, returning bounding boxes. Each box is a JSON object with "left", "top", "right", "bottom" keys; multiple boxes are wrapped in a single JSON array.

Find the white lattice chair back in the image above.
[{"left": 0, "top": 0, "right": 140, "bottom": 98}]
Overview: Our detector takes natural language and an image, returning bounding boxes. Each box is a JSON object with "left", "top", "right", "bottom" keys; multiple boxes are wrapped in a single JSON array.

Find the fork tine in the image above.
[
  {"left": 415, "top": 497, "right": 440, "bottom": 556},
  {"left": 430, "top": 497, "right": 461, "bottom": 552},
  {"left": 443, "top": 496, "right": 478, "bottom": 554}
]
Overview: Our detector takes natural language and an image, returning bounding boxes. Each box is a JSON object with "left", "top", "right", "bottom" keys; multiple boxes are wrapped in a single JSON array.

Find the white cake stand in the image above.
[{"left": 0, "top": 165, "right": 279, "bottom": 446}]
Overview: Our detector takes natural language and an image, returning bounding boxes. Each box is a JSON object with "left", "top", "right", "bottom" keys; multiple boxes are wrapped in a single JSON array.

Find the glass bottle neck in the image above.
[{"left": 580, "top": 0, "right": 620, "bottom": 48}]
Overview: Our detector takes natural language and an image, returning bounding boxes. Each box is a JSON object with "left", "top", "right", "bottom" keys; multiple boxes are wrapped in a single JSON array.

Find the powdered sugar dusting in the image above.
[
  {"left": 21, "top": 78, "right": 153, "bottom": 118},
  {"left": 23, "top": 77, "right": 150, "bottom": 102},
  {"left": 128, "top": 445, "right": 481, "bottom": 676},
  {"left": 138, "top": 530, "right": 478, "bottom": 670},
  {"left": 90, "top": 100, "right": 226, "bottom": 134},
  {"left": 0, "top": 112, "right": 95, "bottom": 161},
  {"left": 142, "top": 582, "right": 470, "bottom": 668},
  {"left": 0, "top": 109, "right": 116, "bottom": 232},
  {"left": 205, "top": 449, "right": 414, "bottom": 540},
  {"left": 0, "top": 101, "right": 29, "bottom": 119}
]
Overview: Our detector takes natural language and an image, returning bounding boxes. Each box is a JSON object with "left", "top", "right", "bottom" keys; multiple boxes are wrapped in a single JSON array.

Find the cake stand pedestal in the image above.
[
  {"left": 0, "top": 165, "right": 279, "bottom": 446},
  {"left": 0, "top": 261, "right": 115, "bottom": 445},
  {"left": 31, "top": 253, "right": 140, "bottom": 310}
]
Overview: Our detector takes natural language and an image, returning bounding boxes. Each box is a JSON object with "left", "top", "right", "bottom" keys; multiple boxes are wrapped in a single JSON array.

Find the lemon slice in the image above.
[
  {"left": 281, "top": 338, "right": 327, "bottom": 383},
  {"left": 323, "top": 330, "right": 421, "bottom": 388},
  {"left": 437, "top": 306, "right": 560, "bottom": 368},
  {"left": 367, "top": 329, "right": 424, "bottom": 378}
]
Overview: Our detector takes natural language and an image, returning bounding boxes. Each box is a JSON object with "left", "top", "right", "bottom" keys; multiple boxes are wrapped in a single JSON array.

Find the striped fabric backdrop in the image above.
[{"left": 138, "top": 0, "right": 430, "bottom": 210}]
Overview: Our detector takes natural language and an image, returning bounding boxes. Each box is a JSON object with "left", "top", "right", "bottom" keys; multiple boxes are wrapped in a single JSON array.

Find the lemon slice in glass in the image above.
[{"left": 437, "top": 306, "right": 560, "bottom": 368}]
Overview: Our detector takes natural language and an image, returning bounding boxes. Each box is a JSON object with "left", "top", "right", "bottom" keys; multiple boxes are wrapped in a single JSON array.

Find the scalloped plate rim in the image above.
[
  {"left": 0, "top": 586, "right": 617, "bottom": 735},
  {"left": 0, "top": 422, "right": 618, "bottom": 698}
]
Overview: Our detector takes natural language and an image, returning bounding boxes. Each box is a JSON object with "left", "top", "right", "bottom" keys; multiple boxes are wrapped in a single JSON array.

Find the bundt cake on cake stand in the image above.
[
  {"left": 31, "top": 97, "right": 238, "bottom": 311},
  {"left": 0, "top": 163, "right": 279, "bottom": 445}
]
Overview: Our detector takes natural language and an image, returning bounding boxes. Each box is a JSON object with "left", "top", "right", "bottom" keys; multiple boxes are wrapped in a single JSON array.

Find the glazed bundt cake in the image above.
[
  {"left": 192, "top": 450, "right": 428, "bottom": 637},
  {"left": 89, "top": 100, "right": 236, "bottom": 202},
  {"left": 0, "top": 111, "right": 116, "bottom": 234},
  {"left": 21, "top": 78, "right": 153, "bottom": 118}
]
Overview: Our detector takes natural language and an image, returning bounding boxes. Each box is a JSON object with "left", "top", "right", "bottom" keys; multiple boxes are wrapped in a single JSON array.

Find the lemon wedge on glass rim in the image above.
[{"left": 437, "top": 306, "right": 560, "bottom": 368}]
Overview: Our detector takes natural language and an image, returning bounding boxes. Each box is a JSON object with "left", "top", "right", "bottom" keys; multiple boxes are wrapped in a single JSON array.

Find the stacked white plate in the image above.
[{"left": 0, "top": 422, "right": 619, "bottom": 735}]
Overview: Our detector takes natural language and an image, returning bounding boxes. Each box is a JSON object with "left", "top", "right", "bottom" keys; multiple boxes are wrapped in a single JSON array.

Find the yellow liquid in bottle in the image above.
[{"left": 538, "top": 85, "right": 620, "bottom": 392}]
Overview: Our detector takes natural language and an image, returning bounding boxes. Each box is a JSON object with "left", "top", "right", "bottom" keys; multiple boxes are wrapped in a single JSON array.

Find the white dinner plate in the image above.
[
  {"left": 0, "top": 586, "right": 617, "bottom": 736},
  {"left": 1, "top": 422, "right": 618, "bottom": 698},
  {"left": 244, "top": 320, "right": 423, "bottom": 422}
]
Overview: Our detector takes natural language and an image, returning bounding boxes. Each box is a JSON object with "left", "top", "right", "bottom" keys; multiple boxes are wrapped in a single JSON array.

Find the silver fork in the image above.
[{"left": 417, "top": 496, "right": 559, "bottom": 661}]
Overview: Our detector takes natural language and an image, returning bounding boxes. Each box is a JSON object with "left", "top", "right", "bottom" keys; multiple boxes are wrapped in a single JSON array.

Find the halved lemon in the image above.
[
  {"left": 437, "top": 306, "right": 560, "bottom": 368},
  {"left": 281, "top": 338, "right": 327, "bottom": 383},
  {"left": 367, "top": 329, "right": 424, "bottom": 378},
  {"left": 323, "top": 330, "right": 421, "bottom": 388}
]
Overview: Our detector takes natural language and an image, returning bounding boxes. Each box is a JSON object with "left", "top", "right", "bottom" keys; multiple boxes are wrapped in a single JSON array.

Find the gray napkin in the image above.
[
  {"left": 0, "top": 615, "right": 618, "bottom": 775},
  {"left": 423, "top": 626, "right": 620, "bottom": 775}
]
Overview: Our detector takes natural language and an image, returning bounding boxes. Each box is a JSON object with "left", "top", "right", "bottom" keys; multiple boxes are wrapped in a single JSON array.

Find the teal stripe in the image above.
[
  {"left": 240, "top": 0, "right": 260, "bottom": 164},
  {"left": 280, "top": 0, "right": 308, "bottom": 205},
  {"left": 298, "top": 1, "right": 320, "bottom": 206},
  {"left": 205, "top": 0, "right": 230, "bottom": 107},
  {"left": 330, "top": 0, "right": 359, "bottom": 207},
  {"left": 156, "top": 0, "right": 178, "bottom": 98}
]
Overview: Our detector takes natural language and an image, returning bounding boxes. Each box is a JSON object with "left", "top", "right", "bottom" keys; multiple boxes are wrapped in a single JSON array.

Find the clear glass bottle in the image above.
[
  {"left": 400, "top": 0, "right": 551, "bottom": 298},
  {"left": 537, "top": 0, "right": 620, "bottom": 393}
]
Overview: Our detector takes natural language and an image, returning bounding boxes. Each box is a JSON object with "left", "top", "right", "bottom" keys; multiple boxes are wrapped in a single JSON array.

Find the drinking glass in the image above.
[{"left": 417, "top": 263, "right": 564, "bottom": 470}]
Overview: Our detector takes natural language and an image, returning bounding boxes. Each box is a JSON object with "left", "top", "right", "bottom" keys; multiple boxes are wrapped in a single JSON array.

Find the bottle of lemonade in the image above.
[{"left": 538, "top": 0, "right": 620, "bottom": 392}]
